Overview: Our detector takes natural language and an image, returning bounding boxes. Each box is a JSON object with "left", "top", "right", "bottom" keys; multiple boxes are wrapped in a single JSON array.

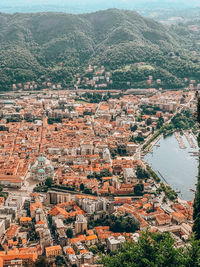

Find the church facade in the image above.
[{"left": 30, "top": 154, "right": 54, "bottom": 182}]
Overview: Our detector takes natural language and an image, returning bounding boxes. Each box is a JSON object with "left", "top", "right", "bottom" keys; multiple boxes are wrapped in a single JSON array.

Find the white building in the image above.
[
  {"left": 107, "top": 235, "right": 125, "bottom": 252},
  {"left": 30, "top": 154, "right": 54, "bottom": 182}
]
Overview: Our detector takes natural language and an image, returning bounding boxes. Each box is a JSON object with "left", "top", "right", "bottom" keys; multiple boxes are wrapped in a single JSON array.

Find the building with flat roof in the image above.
[
  {"left": 45, "top": 245, "right": 62, "bottom": 258},
  {"left": 75, "top": 215, "right": 87, "bottom": 234},
  {"left": 0, "top": 175, "right": 22, "bottom": 188}
]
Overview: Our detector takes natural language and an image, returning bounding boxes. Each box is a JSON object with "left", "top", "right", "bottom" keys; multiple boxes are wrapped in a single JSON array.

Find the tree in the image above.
[
  {"left": 83, "top": 188, "right": 92, "bottom": 194},
  {"left": 55, "top": 255, "right": 65, "bottom": 266},
  {"left": 89, "top": 245, "right": 98, "bottom": 254},
  {"left": 134, "top": 183, "right": 144, "bottom": 196},
  {"left": 18, "top": 236, "right": 22, "bottom": 245},
  {"left": 197, "top": 97, "right": 200, "bottom": 124},
  {"left": 157, "top": 116, "right": 164, "bottom": 129},
  {"left": 117, "top": 145, "right": 127, "bottom": 156},
  {"left": 193, "top": 160, "right": 200, "bottom": 239},
  {"left": 100, "top": 231, "right": 189, "bottom": 267},
  {"left": 146, "top": 118, "right": 152, "bottom": 126},
  {"left": 0, "top": 243, "right": 4, "bottom": 251},
  {"left": 193, "top": 96, "right": 200, "bottom": 240},
  {"left": 88, "top": 214, "right": 138, "bottom": 234},
  {"left": 35, "top": 256, "right": 51, "bottom": 267},
  {"left": 66, "top": 228, "right": 73, "bottom": 238},
  {"left": 47, "top": 215, "right": 53, "bottom": 226},
  {"left": 80, "top": 183, "right": 85, "bottom": 191},
  {"left": 83, "top": 111, "right": 93, "bottom": 116},
  {"left": 184, "top": 236, "right": 200, "bottom": 267},
  {"left": 156, "top": 121, "right": 162, "bottom": 129},
  {"left": 135, "top": 136, "right": 144, "bottom": 143},
  {"left": 45, "top": 177, "right": 53, "bottom": 188},
  {"left": 131, "top": 125, "right": 138, "bottom": 132},
  {"left": 136, "top": 166, "right": 149, "bottom": 180}
]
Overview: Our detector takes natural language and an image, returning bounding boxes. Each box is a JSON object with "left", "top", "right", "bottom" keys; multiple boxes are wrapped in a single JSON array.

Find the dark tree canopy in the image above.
[
  {"left": 193, "top": 97, "right": 200, "bottom": 240},
  {"left": 0, "top": 10, "right": 200, "bottom": 91},
  {"left": 66, "top": 228, "right": 73, "bottom": 238},
  {"left": 101, "top": 231, "right": 200, "bottom": 267}
]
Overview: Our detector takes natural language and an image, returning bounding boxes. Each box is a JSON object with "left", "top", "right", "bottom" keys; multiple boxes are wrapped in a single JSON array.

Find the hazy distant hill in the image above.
[
  {"left": 0, "top": 0, "right": 199, "bottom": 14},
  {"left": 0, "top": 9, "right": 199, "bottom": 90}
]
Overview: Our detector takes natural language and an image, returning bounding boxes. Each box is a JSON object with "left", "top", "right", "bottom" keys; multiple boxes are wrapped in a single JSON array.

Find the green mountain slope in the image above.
[{"left": 0, "top": 9, "right": 199, "bottom": 90}]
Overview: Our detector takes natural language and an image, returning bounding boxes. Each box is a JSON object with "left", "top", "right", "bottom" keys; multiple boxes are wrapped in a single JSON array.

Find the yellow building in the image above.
[
  {"left": 45, "top": 245, "right": 62, "bottom": 258},
  {"left": 20, "top": 217, "right": 32, "bottom": 226}
]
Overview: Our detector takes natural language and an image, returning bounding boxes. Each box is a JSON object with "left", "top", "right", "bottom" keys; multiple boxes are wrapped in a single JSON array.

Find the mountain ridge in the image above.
[
  {"left": 0, "top": 9, "right": 199, "bottom": 90},
  {"left": 0, "top": 0, "right": 199, "bottom": 14}
]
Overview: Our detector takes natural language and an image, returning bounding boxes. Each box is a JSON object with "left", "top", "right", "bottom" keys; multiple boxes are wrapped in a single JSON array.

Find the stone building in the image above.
[
  {"left": 45, "top": 245, "right": 62, "bottom": 258},
  {"left": 30, "top": 154, "right": 54, "bottom": 182},
  {"left": 45, "top": 191, "right": 71, "bottom": 205},
  {"left": 75, "top": 214, "right": 87, "bottom": 234}
]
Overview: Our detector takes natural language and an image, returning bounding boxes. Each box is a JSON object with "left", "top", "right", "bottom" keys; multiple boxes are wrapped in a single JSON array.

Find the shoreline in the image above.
[{"left": 143, "top": 132, "right": 197, "bottom": 202}]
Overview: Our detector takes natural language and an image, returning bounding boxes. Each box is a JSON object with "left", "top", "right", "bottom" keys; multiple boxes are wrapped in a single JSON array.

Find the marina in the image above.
[
  {"left": 174, "top": 132, "right": 186, "bottom": 149},
  {"left": 184, "top": 131, "right": 196, "bottom": 149},
  {"left": 145, "top": 133, "right": 198, "bottom": 201}
]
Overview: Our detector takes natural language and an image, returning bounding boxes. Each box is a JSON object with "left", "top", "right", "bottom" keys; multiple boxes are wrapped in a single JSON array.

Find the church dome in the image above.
[
  {"left": 31, "top": 165, "right": 35, "bottom": 171},
  {"left": 50, "top": 165, "right": 54, "bottom": 170},
  {"left": 38, "top": 154, "right": 46, "bottom": 162},
  {"left": 38, "top": 168, "right": 45, "bottom": 174}
]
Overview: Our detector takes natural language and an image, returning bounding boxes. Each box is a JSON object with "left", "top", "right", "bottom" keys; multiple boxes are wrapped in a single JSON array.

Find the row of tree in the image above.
[
  {"left": 101, "top": 231, "right": 200, "bottom": 267},
  {"left": 89, "top": 214, "right": 139, "bottom": 233},
  {"left": 193, "top": 96, "right": 200, "bottom": 239}
]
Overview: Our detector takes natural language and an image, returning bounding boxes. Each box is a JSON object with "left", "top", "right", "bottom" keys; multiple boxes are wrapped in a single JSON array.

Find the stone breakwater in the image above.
[
  {"left": 174, "top": 132, "right": 186, "bottom": 149},
  {"left": 184, "top": 131, "right": 196, "bottom": 149}
]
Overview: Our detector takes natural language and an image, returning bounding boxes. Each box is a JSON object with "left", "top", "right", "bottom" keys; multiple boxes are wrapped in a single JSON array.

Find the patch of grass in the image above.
[{"left": 138, "top": 64, "right": 155, "bottom": 70}]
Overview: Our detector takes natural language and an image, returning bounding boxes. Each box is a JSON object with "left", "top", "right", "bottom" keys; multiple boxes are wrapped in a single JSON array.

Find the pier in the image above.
[
  {"left": 144, "top": 133, "right": 198, "bottom": 200},
  {"left": 189, "top": 151, "right": 199, "bottom": 157},
  {"left": 184, "top": 131, "right": 196, "bottom": 149},
  {"left": 174, "top": 132, "right": 186, "bottom": 149}
]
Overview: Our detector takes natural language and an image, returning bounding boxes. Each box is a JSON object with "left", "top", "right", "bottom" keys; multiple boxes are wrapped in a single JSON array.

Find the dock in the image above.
[
  {"left": 174, "top": 132, "right": 186, "bottom": 149},
  {"left": 189, "top": 151, "right": 199, "bottom": 157},
  {"left": 184, "top": 131, "right": 196, "bottom": 149},
  {"left": 190, "top": 189, "right": 196, "bottom": 193}
]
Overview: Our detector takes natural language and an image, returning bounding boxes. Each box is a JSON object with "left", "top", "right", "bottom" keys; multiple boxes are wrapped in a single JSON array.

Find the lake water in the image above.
[{"left": 144, "top": 134, "right": 199, "bottom": 201}]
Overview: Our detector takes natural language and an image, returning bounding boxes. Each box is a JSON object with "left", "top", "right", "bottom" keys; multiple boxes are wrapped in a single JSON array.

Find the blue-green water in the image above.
[{"left": 144, "top": 134, "right": 199, "bottom": 201}]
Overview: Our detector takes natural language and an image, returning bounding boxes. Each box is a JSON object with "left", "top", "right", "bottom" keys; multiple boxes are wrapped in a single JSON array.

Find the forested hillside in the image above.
[{"left": 0, "top": 9, "right": 200, "bottom": 90}]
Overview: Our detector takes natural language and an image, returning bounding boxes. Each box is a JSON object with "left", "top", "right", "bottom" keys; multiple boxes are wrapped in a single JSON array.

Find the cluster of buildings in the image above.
[
  {"left": 0, "top": 188, "right": 193, "bottom": 266},
  {"left": 74, "top": 65, "right": 113, "bottom": 90},
  {"left": 11, "top": 62, "right": 200, "bottom": 93},
  {"left": 12, "top": 81, "right": 63, "bottom": 91},
  {"left": 0, "top": 88, "right": 196, "bottom": 266}
]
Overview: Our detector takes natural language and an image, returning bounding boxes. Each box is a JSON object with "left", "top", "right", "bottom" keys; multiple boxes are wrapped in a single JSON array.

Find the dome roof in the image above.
[
  {"left": 50, "top": 165, "right": 54, "bottom": 170},
  {"left": 31, "top": 165, "right": 35, "bottom": 171},
  {"left": 38, "top": 154, "right": 46, "bottom": 162},
  {"left": 38, "top": 168, "right": 45, "bottom": 174}
]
